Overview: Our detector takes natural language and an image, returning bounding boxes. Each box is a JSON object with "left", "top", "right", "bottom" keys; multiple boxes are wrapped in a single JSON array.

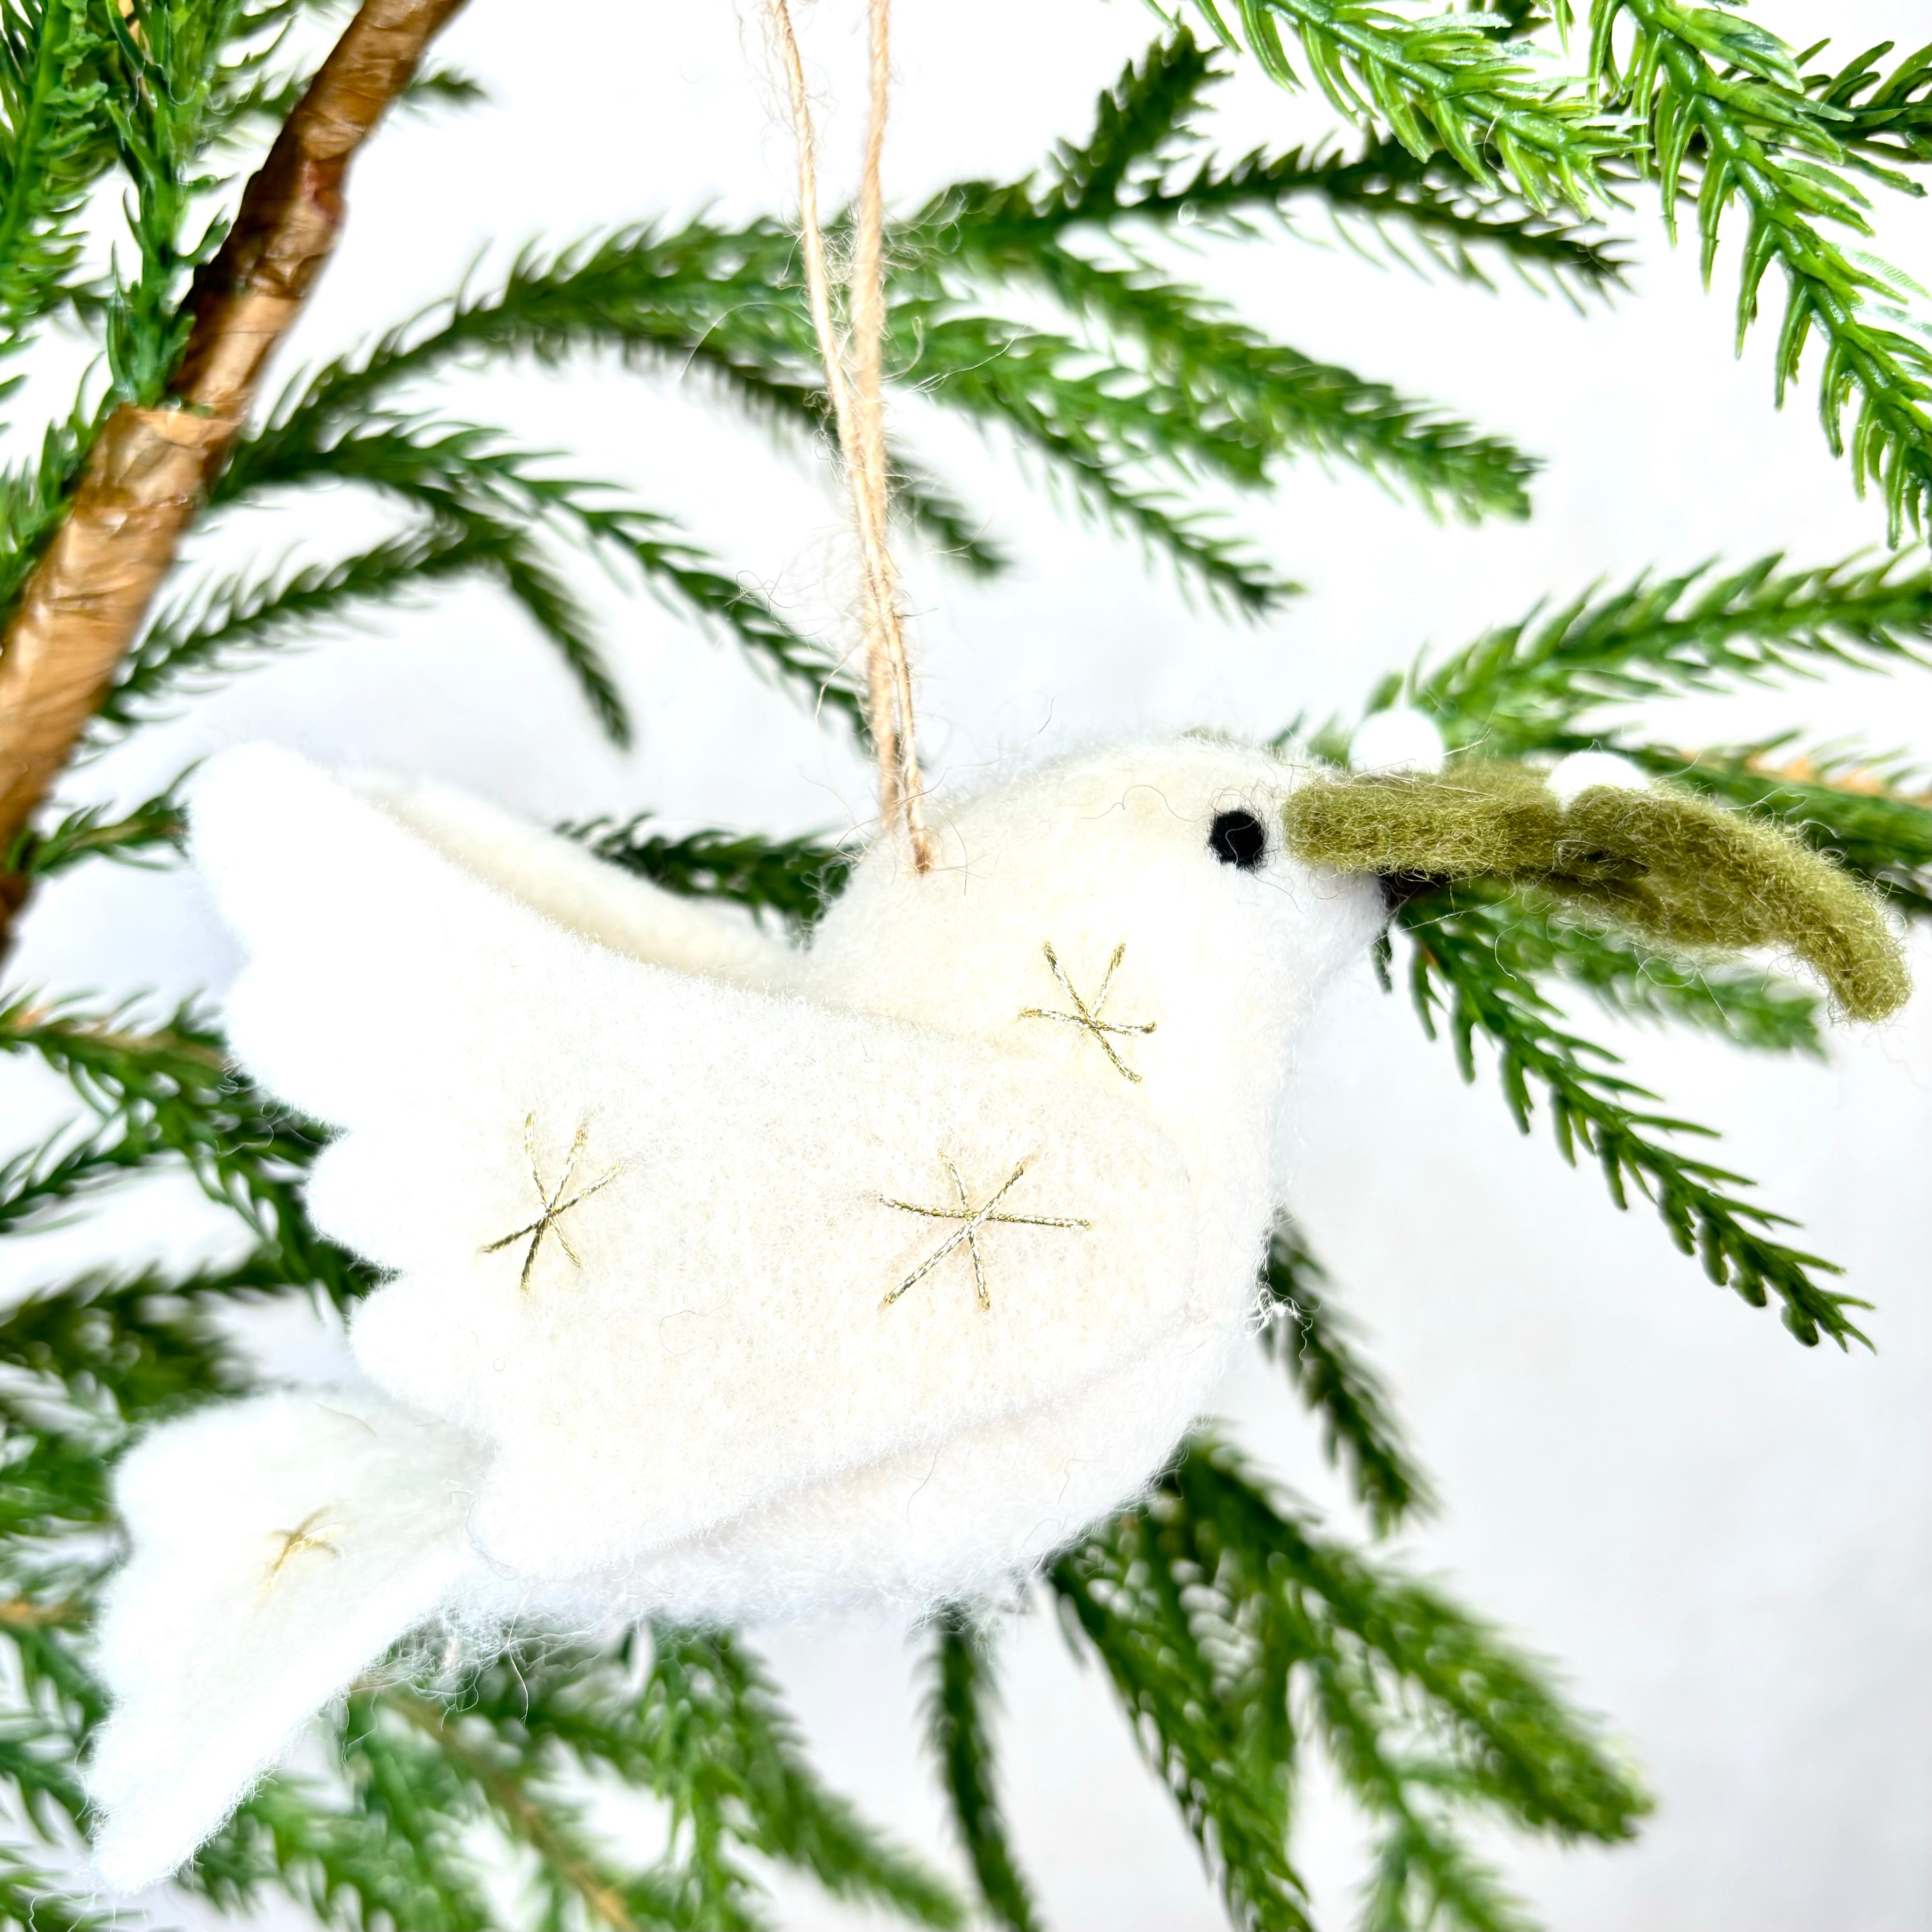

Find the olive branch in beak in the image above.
[{"left": 1281, "top": 762, "right": 1910, "bottom": 1024}]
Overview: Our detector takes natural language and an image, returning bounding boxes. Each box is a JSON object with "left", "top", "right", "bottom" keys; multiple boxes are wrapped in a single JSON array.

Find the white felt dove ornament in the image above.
[
  {"left": 86, "top": 736, "right": 1386, "bottom": 1886},
  {"left": 88, "top": 733, "right": 1910, "bottom": 1887}
]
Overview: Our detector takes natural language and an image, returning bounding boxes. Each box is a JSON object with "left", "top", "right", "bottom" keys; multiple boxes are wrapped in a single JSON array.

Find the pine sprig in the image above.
[
  {"left": 1167, "top": 136, "right": 1630, "bottom": 298},
  {"left": 1053, "top": 1436, "right": 1644, "bottom": 1932},
  {"left": 1255, "top": 1221, "right": 1437, "bottom": 1533},
  {"left": 916, "top": 277, "right": 1536, "bottom": 530},
  {"left": 4, "top": 780, "right": 187, "bottom": 878},
  {"left": 1591, "top": 1, "right": 1932, "bottom": 537},
  {"left": 206, "top": 417, "right": 864, "bottom": 740},
  {"left": 924, "top": 1610, "right": 1043, "bottom": 1932},
  {"left": 0, "top": 997, "right": 372, "bottom": 1304},
  {"left": 0, "top": 0, "right": 115, "bottom": 364},
  {"left": 0, "top": 1841, "right": 116, "bottom": 1932},
  {"left": 98, "top": 0, "right": 270, "bottom": 407},
  {"left": 1399, "top": 551, "right": 1932, "bottom": 754},
  {"left": 1394, "top": 890, "right": 1866, "bottom": 1347},
  {"left": 0, "top": 1123, "right": 155, "bottom": 1235},
  {"left": 915, "top": 41, "right": 1543, "bottom": 530},
  {"left": 560, "top": 816, "right": 851, "bottom": 929},
  {"left": 449, "top": 1625, "right": 968, "bottom": 1930},
  {"left": 1193, "top": 0, "right": 1621, "bottom": 207},
  {"left": 187, "top": 1769, "right": 500, "bottom": 1932},
  {"left": 929, "top": 35, "right": 1623, "bottom": 297}
]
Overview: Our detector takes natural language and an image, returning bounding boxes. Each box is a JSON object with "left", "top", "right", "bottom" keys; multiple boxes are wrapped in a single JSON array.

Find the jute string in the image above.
[{"left": 766, "top": 0, "right": 936, "bottom": 871}]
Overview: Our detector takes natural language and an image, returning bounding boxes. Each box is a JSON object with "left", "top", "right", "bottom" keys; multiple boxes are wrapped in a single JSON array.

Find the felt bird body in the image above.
[{"left": 86, "top": 735, "right": 1908, "bottom": 1887}]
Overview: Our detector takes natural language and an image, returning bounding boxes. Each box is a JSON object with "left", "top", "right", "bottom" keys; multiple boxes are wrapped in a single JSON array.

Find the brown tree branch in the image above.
[{"left": 0, "top": 0, "right": 471, "bottom": 939}]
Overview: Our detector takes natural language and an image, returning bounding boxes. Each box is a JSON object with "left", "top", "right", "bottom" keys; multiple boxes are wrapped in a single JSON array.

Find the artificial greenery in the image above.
[{"left": 0, "top": 3, "right": 1925, "bottom": 1929}]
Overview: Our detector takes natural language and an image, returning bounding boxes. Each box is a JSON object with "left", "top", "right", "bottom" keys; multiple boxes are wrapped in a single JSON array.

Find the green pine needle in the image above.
[
  {"left": 1054, "top": 1435, "right": 1645, "bottom": 1932},
  {"left": 1255, "top": 1221, "right": 1438, "bottom": 1533},
  {"left": 923, "top": 1610, "right": 1043, "bottom": 1932},
  {"left": 0, "top": 0, "right": 116, "bottom": 363},
  {"left": 0, "top": 996, "right": 374, "bottom": 1305},
  {"left": 5, "top": 781, "right": 187, "bottom": 878},
  {"left": 1393, "top": 890, "right": 1867, "bottom": 1348},
  {"left": 0, "top": 1842, "right": 117, "bottom": 1932},
  {"left": 559, "top": 816, "right": 852, "bottom": 929},
  {"left": 1401, "top": 551, "right": 1932, "bottom": 755},
  {"left": 1592, "top": 1, "right": 1932, "bottom": 538},
  {"left": 1194, "top": 0, "right": 1622, "bottom": 209}
]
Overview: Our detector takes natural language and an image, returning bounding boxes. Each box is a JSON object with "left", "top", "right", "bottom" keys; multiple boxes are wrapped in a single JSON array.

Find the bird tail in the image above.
[{"left": 87, "top": 1386, "right": 491, "bottom": 1891}]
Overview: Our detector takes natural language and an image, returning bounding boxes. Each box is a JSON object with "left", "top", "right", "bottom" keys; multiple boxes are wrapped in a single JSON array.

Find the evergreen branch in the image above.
[
  {"left": 251, "top": 217, "right": 813, "bottom": 430},
  {"left": 1051, "top": 1517, "right": 1312, "bottom": 1931},
  {"left": 918, "top": 32, "right": 1626, "bottom": 333},
  {"left": 923, "top": 38, "right": 1622, "bottom": 303},
  {"left": 557, "top": 817, "right": 851, "bottom": 930},
  {"left": 0, "top": 996, "right": 374, "bottom": 1305},
  {"left": 1255, "top": 1220, "right": 1437, "bottom": 1533},
  {"left": 1054, "top": 1436, "right": 1644, "bottom": 1928},
  {"left": 97, "top": 0, "right": 259, "bottom": 407},
  {"left": 1402, "top": 552, "right": 1932, "bottom": 753},
  {"left": 1393, "top": 891, "right": 1866, "bottom": 1347},
  {"left": 378, "top": 1691, "right": 632, "bottom": 1931},
  {"left": 458, "top": 1627, "right": 967, "bottom": 1930},
  {"left": 924, "top": 1610, "right": 1043, "bottom": 1932},
  {"left": 214, "top": 421, "right": 865, "bottom": 737},
  {"left": 1150, "top": 135, "right": 1629, "bottom": 297},
  {"left": 0, "top": 1711, "right": 87, "bottom": 1839},
  {"left": 188, "top": 1769, "right": 497, "bottom": 1932},
  {"left": 218, "top": 59, "right": 486, "bottom": 140},
  {"left": 95, "top": 519, "right": 629, "bottom": 742},
  {"left": 0, "top": 409, "right": 90, "bottom": 623},
  {"left": 1193, "top": 0, "right": 1620, "bottom": 208},
  {"left": 1803, "top": 38, "right": 1932, "bottom": 176},
  {"left": 211, "top": 428, "right": 635, "bottom": 741},
  {"left": 0, "top": 0, "right": 116, "bottom": 360},
  {"left": 4, "top": 780, "right": 188, "bottom": 879},
  {"left": 0, "top": 1264, "right": 255, "bottom": 1427},
  {"left": 1591, "top": 1, "right": 1932, "bottom": 537},
  {"left": 910, "top": 267, "right": 1535, "bottom": 523},
  {"left": 0, "top": 0, "right": 472, "bottom": 946},
  {"left": 898, "top": 310, "right": 1296, "bottom": 610},
  {"left": 0, "top": 1841, "right": 116, "bottom": 1932},
  {"left": 1043, "top": 24, "right": 1225, "bottom": 212},
  {"left": 1166, "top": 1440, "right": 1645, "bottom": 1840},
  {"left": 0, "top": 1123, "right": 154, "bottom": 1235}
]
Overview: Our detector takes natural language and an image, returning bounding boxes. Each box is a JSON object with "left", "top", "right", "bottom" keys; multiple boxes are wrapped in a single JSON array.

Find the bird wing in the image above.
[{"left": 194, "top": 748, "right": 1200, "bottom": 1579}]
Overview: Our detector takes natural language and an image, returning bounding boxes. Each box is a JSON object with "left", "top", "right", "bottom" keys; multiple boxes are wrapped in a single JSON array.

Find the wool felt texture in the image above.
[
  {"left": 88, "top": 737, "right": 1389, "bottom": 1882},
  {"left": 88, "top": 1387, "right": 488, "bottom": 1890},
  {"left": 1281, "top": 760, "right": 1910, "bottom": 1020},
  {"left": 1349, "top": 706, "right": 1448, "bottom": 774}
]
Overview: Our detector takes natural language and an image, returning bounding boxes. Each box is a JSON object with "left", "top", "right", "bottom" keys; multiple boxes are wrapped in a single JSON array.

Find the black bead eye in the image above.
[{"left": 1209, "top": 809, "right": 1267, "bottom": 870}]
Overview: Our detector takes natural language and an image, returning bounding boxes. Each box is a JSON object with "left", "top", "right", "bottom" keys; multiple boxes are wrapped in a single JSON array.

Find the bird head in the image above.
[{"left": 804, "top": 739, "right": 1387, "bottom": 1172}]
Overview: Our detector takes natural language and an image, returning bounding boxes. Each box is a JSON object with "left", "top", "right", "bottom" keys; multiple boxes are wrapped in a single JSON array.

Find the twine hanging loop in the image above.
[{"left": 766, "top": 0, "right": 936, "bottom": 872}]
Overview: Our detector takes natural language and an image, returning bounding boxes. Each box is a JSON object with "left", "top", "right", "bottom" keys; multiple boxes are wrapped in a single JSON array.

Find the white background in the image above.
[{"left": 4, "top": 0, "right": 1929, "bottom": 1926}]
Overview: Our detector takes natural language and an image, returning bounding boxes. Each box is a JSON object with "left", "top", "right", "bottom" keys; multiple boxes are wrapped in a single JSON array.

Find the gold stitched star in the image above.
[
  {"left": 481, "top": 1113, "right": 620, "bottom": 1292},
  {"left": 262, "top": 1506, "right": 344, "bottom": 1590},
  {"left": 1019, "top": 940, "right": 1156, "bottom": 1081},
  {"left": 879, "top": 1157, "right": 1091, "bottom": 1312}
]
